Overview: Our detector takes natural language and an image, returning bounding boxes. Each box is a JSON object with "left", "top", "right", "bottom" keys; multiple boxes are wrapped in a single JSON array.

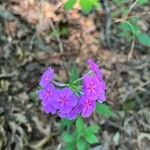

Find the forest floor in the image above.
[{"left": 0, "top": 0, "right": 150, "bottom": 150}]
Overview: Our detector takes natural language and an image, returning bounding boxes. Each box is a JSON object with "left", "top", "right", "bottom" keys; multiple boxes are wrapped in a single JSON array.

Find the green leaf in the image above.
[
  {"left": 64, "top": 0, "right": 76, "bottom": 10},
  {"left": 96, "top": 103, "right": 115, "bottom": 118},
  {"left": 76, "top": 116, "right": 84, "bottom": 136},
  {"left": 76, "top": 138, "right": 88, "bottom": 150},
  {"left": 83, "top": 130, "right": 99, "bottom": 144},
  {"left": 89, "top": 0, "right": 100, "bottom": 7},
  {"left": 79, "top": 0, "right": 92, "bottom": 13},
  {"left": 119, "top": 23, "right": 132, "bottom": 32},
  {"left": 85, "top": 124, "right": 100, "bottom": 134},
  {"left": 65, "top": 142, "right": 76, "bottom": 150},
  {"left": 61, "top": 119, "right": 74, "bottom": 129},
  {"left": 138, "top": 0, "right": 149, "bottom": 5},
  {"left": 60, "top": 27, "right": 69, "bottom": 36},
  {"left": 69, "top": 65, "right": 80, "bottom": 83},
  {"left": 137, "top": 33, "right": 150, "bottom": 47},
  {"left": 62, "top": 132, "right": 74, "bottom": 143}
]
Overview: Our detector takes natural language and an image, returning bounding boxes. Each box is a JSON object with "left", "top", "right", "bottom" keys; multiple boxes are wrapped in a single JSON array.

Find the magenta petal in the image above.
[
  {"left": 87, "top": 59, "right": 102, "bottom": 80},
  {"left": 79, "top": 95, "right": 96, "bottom": 118},
  {"left": 83, "top": 76, "right": 101, "bottom": 99},
  {"left": 42, "top": 101, "right": 56, "bottom": 114},
  {"left": 39, "top": 67, "right": 54, "bottom": 88},
  {"left": 55, "top": 88, "right": 77, "bottom": 113}
]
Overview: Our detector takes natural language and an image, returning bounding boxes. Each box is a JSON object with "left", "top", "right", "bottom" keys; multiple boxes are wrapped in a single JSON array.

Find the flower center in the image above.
[
  {"left": 45, "top": 91, "right": 51, "bottom": 97},
  {"left": 45, "top": 76, "right": 49, "bottom": 81},
  {"left": 60, "top": 96, "right": 67, "bottom": 105},
  {"left": 88, "top": 83, "right": 95, "bottom": 93},
  {"left": 84, "top": 99, "right": 91, "bottom": 109}
]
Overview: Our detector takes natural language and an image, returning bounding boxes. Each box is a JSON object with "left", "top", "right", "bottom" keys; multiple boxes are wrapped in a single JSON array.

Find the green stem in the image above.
[{"left": 73, "top": 71, "right": 92, "bottom": 84}]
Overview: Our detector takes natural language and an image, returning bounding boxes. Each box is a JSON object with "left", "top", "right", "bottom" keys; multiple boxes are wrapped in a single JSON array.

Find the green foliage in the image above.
[
  {"left": 138, "top": 0, "right": 149, "bottom": 5},
  {"left": 61, "top": 119, "right": 74, "bottom": 129},
  {"left": 79, "top": 0, "right": 92, "bottom": 13},
  {"left": 69, "top": 65, "right": 82, "bottom": 95},
  {"left": 64, "top": 0, "right": 77, "bottom": 10},
  {"left": 62, "top": 116, "right": 100, "bottom": 150},
  {"left": 76, "top": 138, "right": 88, "bottom": 150},
  {"left": 137, "top": 33, "right": 150, "bottom": 47},
  {"left": 83, "top": 129, "right": 99, "bottom": 144},
  {"left": 118, "top": 19, "right": 150, "bottom": 47},
  {"left": 112, "top": 0, "right": 128, "bottom": 17},
  {"left": 76, "top": 116, "right": 84, "bottom": 135},
  {"left": 69, "top": 65, "right": 80, "bottom": 83},
  {"left": 85, "top": 124, "right": 100, "bottom": 134},
  {"left": 96, "top": 103, "right": 115, "bottom": 118},
  {"left": 50, "top": 27, "right": 69, "bottom": 38},
  {"left": 64, "top": 0, "right": 101, "bottom": 13},
  {"left": 63, "top": 132, "right": 74, "bottom": 143}
]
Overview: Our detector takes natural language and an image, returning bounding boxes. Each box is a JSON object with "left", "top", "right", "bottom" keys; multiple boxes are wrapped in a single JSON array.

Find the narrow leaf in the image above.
[
  {"left": 85, "top": 124, "right": 100, "bottom": 134},
  {"left": 62, "top": 132, "right": 74, "bottom": 143},
  {"left": 76, "top": 138, "right": 88, "bottom": 150},
  {"left": 96, "top": 103, "right": 115, "bottom": 118},
  {"left": 84, "top": 130, "right": 99, "bottom": 144},
  {"left": 69, "top": 64, "right": 80, "bottom": 83},
  {"left": 61, "top": 119, "right": 73, "bottom": 129},
  {"left": 76, "top": 116, "right": 84, "bottom": 135}
]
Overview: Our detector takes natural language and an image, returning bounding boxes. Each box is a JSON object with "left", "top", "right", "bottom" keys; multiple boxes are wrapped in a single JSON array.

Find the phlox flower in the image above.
[
  {"left": 87, "top": 59, "right": 103, "bottom": 80},
  {"left": 39, "top": 67, "right": 54, "bottom": 88},
  {"left": 53, "top": 88, "right": 77, "bottom": 113},
  {"left": 38, "top": 84, "right": 57, "bottom": 114},
  {"left": 83, "top": 75, "right": 103, "bottom": 99},
  {"left": 79, "top": 95, "right": 96, "bottom": 118}
]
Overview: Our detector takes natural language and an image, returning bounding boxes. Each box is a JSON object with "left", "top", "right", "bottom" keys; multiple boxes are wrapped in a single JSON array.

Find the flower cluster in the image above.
[{"left": 38, "top": 59, "right": 106, "bottom": 120}]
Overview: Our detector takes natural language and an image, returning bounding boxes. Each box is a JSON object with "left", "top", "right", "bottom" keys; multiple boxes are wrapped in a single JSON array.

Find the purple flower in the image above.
[
  {"left": 53, "top": 88, "right": 77, "bottom": 113},
  {"left": 57, "top": 111, "right": 68, "bottom": 119},
  {"left": 38, "top": 84, "right": 56, "bottom": 102},
  {"left": 39, "top": 67, "right": 54, "bottom": 88},
  {"left": 83, "top": 75, "right": 102, "bottom": 99},
  {"left": 57, "top": 103, "right": 82, "bottom": 120},
  {"left": 87, "top": 59, "right": 103, "bottom": 80},
  {"left": 97, "top": 89, "right": 106, "bottom": 103},
  {"left": 79, "top": 95, "right": 96, "bottom": 118},
  {"left": 38, "top": 84, "right": 57, "bottom": 114},
  {"left": 67, "top": 104, "right": 82, "bottom": 120},
  {"left": 41, "top": 100, "right": 57, "bottom": 114}
]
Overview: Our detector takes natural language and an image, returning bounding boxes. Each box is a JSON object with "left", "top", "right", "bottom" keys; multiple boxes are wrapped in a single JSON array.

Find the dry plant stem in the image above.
[
  {"left": 127, "top": 0, "right": 139, "bottom": 61},
  {"left": 49, "top": 20, "right": 64, "bottom": 53},
  {"left": 113, "top": 0, "right": 140, "bottom": 61},
  {"left": 101, "top": 0, "right": 112, "bottom": 48},
  {"left": 114, "top": 19, "right": 135, "bottom": 61},
  {"left": 73, "top": 71, "right": 92, "bottom": 84},
  {"left": 52, "top": 80, "right": 66, "bottom": 87},
  {"left": 128, "top": 0, "right": 139, "bottom": 15},
  {"left": 29, "top": 136, "right": 52, "bottom": 149}
]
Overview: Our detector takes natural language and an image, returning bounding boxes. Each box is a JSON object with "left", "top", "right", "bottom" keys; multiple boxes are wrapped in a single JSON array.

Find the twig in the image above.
[
  {"left": 101, "top": 0, "right": 112, "bottom": 49},
  {"left": 114, "top": 19, "right": 135, "bottom": 61},
  {"left": 128, "top": 0, "right": 139, "bottom": 15},
  {"left": 115, "top": 12, "right": 150, "bottom": 21}
]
